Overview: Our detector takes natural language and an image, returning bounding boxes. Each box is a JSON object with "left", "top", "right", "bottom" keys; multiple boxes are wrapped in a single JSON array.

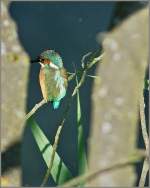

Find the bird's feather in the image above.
[
  {"left": 39, "top": 65, "right": 68, "bottom": 103},
  {"left": 53, "top": 101, "right": 60, "bottom": 109}
]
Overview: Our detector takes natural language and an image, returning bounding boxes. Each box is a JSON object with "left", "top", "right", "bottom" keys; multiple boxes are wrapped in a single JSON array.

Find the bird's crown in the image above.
[{"left": 40, "top": 50, "right": 63, "bottom": 68}]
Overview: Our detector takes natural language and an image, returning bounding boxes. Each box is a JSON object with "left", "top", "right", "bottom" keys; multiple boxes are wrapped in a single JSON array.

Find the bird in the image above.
[{"left": 32, "top": 49, "right": 68, "bottom": 109}]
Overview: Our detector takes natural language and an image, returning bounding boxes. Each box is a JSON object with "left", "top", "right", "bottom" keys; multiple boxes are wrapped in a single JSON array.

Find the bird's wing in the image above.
[{"left": 60, "top": 67, "right": 68, "bottom": 89}]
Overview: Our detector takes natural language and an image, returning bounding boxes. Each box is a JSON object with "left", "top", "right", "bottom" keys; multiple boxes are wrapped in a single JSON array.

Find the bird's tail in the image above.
[{"left": 52, "top": 101, "right": 60, "bottom": 109}]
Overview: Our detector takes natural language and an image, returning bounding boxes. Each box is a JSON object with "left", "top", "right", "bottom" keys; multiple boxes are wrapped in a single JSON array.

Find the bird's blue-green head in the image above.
[{"left": 39, "top": 50, "right": 63, "bottom": 69}]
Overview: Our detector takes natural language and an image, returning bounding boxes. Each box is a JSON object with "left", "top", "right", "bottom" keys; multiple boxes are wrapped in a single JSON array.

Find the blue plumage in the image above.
[{"left": 53, "top": 101, "right": 60, "bottom": 109}]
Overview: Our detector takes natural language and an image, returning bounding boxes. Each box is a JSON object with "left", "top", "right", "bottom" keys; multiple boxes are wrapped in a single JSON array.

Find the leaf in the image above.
[
  {"left": 28, "top": 118, "right": 72, "bottom": 184},
  {"left": 76, "top": 78, "right": 88, "bottom": 175},
  {"left": 144, "top": 78, "right": 149, "bottom": 91}
]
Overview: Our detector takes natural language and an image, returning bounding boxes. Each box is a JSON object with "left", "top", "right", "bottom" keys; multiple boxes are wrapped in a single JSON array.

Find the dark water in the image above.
[{"left": 9, "top": 1, "right": 117, "bottom": 186}]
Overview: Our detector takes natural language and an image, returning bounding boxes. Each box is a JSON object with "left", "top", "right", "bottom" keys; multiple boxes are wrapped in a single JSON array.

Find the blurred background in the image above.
[{"left": 1, "top": 1, "right": 148, "bottom": 187}]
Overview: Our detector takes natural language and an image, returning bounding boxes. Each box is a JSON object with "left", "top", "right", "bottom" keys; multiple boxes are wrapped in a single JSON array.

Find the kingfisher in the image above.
[{"left": 32, "top": 50, "right": 68, "bottom": 109}]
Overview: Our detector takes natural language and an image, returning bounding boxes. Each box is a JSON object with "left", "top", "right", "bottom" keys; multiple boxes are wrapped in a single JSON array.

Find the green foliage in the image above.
[
  {"left": 144, "top": 78, "right": 149, "bottom": 90},
  {"left": 76, "top": 79, "right": 88, "bottom": 175},
  {"left": 28, "top": 118, "right": 72, "bottom": 184},
  {"left": 27, "top": 88, "right": 88, "bottom": 185}
]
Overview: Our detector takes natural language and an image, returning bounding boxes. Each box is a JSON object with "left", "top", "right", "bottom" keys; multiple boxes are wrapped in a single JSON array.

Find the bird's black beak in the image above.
[{"left": 31, "top": 57, "right": 40, "bottom": 64}]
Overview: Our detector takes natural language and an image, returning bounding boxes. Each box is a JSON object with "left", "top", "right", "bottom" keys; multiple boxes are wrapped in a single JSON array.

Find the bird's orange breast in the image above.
[{"left": 39, "top": 69, "right": 48, "bottom": 101}]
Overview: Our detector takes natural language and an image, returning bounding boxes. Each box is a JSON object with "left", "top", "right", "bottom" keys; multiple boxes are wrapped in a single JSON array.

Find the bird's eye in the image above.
[{"left": 40, "top": 58, "right": 44, "bottom": 63}]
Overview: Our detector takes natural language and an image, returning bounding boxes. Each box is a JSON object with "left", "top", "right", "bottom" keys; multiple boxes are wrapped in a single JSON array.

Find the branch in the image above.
[
  {"left": 72, "top": 70, "right": 87, "bottom": 96},
  {"left": 140, "top": 94, "right": 149, "bottom": 153},
  {"left": 68, "top": 72, "right": 101, "bottom": 79},
  {"left": 139, "top": 158, "right": 149, "bottom": 187},
  {"left": 41, "top": 124, "right": 63, "bottom": 186},
  {"left": 139, "top": 94, "right": 149, "bottom": 187},
  {"left": 62, "top": 150, "right": 147, "bottom": 187},
  {"left": 68, "top": 52, "right": 104, "bottom": 82},
  {"left": 25, "top": 99, "right": 47, "bottom": 120}
]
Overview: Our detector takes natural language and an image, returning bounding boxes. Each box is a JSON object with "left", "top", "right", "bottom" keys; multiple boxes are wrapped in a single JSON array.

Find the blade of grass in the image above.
[
  {"left": 76, "top": 78, "right": 88, "bottom": 175},
  {"left": 28, "top": 118, "right": 72, "bottom": 184}
]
